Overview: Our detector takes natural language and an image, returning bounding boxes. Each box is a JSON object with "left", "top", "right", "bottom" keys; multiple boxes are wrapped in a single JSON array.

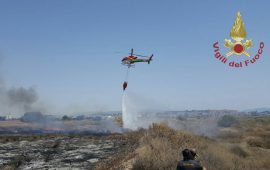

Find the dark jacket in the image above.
[{"left": 176, "top": 160, "right": 203, "bottom": 170}]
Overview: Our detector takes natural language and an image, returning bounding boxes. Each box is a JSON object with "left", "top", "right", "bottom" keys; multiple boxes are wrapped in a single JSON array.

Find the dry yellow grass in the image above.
[
  {"left": 131, "top": 122, "right": 270, "bottom": 170},
  {"left": 0, "top": 120, "right": 37, "bottom": 128}
]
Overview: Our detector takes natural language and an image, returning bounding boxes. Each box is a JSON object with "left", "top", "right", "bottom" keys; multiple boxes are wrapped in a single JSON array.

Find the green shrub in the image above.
[{"left": 218, "top": 115, "right": 238, "bottom": 127}]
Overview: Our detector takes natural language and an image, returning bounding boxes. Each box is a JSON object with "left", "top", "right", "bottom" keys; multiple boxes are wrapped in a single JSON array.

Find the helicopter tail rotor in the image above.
[{"left": 148, "top": 54, "right": 153, "bottom": 64}]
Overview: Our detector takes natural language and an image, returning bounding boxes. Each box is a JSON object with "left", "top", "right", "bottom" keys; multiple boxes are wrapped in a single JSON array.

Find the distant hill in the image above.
[{"left": 243, "top": 108, "right": 270, "bottom": 113}]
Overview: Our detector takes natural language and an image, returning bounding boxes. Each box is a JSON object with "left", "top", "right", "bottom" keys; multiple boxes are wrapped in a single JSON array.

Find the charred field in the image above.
[
  {"left": 0, "top": 116, "right": 139, "bottom": 170},
  {"left": 0, "top": 133, "right": 141, "bottom": 170}
]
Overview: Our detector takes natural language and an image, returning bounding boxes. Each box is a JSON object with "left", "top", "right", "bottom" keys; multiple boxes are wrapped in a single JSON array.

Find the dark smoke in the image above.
[
  {"left": 7, "top": 87, "right": 38, "bottom": 112},
  {"left": 0, "top": 84, "right": 40, "bottom": 115},
  {"left": 0, "top": 53, "right": 41, "bottom": 115}
]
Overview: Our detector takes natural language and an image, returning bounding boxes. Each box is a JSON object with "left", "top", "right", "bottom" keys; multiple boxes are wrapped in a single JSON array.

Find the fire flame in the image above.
[{"left": 230, "top": 11, "right": 247, "bottom": 41}]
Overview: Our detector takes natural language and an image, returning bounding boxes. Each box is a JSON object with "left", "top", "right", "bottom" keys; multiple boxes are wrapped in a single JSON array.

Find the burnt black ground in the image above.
[{"left": 0, "top": 134, "right": 128, "bottom": 170}]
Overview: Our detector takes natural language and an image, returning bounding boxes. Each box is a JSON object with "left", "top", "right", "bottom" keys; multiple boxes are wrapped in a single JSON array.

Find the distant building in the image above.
[{"left": 5, "top": 113, "right": 14, "bottom": 120}]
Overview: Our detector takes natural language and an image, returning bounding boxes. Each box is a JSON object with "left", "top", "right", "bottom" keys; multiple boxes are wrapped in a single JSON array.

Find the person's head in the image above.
[
  {"left": 190, "top": 148, "right": 197, "bottom": 159},
  {"left": 182, "top": 149, "right": 194, "bottom": 161}
]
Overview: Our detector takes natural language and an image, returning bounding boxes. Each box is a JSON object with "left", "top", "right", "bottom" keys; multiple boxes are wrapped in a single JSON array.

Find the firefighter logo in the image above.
[
  {"left": 224, "top": 11, "right": 253, "bottom": 57},
  {"left": 213, "top": 11, "right": 265, "bottom": 68}
]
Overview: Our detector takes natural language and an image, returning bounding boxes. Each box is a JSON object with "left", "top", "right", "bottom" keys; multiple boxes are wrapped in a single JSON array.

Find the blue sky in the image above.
[{"left": 0, "top": 0, "right": 269, "bottom": 113}]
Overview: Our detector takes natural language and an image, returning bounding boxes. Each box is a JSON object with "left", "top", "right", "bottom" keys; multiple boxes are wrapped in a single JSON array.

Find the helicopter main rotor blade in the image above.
[{"left": 133, "top": 54, "right": 149, "bottom": 58}]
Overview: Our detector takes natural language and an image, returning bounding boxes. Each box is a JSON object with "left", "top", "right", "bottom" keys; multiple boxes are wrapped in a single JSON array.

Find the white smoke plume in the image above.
[
  {"left": 122, "top": 90, "right": 224, "bottom": 137},
  {"left": 122, "top": 91, "right": 166, "bottom": 130}
]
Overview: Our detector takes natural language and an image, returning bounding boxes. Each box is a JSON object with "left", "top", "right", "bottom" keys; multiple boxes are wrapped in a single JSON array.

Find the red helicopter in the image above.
[
  {"left": 121, "top": 48, "right": 153, "bottom": 68},
  {"left": 121, "top": 49, "right": 154, "bottom": 91}
]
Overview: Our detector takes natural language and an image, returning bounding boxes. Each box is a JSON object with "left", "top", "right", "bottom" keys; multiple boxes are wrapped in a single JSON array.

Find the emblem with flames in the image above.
[{"left": 224, "top": 11, "right": 253, "bottom": 57}]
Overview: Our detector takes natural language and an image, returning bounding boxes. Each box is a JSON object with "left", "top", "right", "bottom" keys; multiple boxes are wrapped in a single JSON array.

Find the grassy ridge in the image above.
[{"left": 132, "top": 121, "right": 270, "bottom": 170}]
